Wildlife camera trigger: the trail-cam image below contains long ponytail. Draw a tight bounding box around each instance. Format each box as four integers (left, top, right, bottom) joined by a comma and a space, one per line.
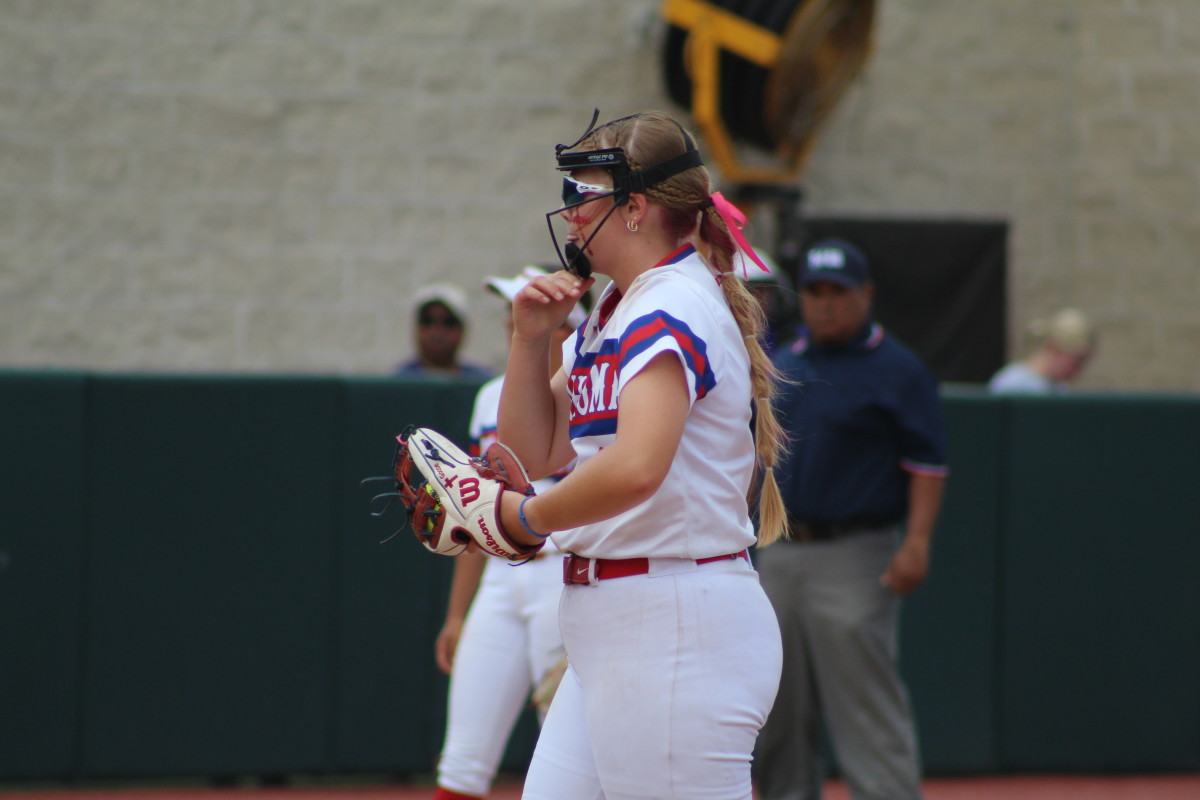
699, 209, 790, 546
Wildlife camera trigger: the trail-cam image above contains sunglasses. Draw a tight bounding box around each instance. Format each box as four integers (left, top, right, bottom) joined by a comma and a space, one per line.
418, 313, 462, 329
561, 176, 615, 208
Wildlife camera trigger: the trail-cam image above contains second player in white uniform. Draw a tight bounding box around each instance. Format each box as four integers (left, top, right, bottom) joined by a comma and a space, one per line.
489, 110, 791, 800
431, 268, 589, 800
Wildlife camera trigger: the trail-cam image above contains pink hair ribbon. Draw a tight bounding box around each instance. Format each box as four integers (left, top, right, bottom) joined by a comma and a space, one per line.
709, 191, 769, 277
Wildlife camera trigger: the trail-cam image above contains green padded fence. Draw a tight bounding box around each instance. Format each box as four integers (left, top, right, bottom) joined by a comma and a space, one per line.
0, 372, 88, 777
79, 375, 344, 777
997, 396, 1200, 771
1, 372, 1197, 780
332, 378, 474, 774
899, 394, 1005, 773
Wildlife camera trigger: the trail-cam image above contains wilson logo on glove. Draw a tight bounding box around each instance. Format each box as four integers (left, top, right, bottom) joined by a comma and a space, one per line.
459, 477, 481, 504
363, 425, 542, 563
477, 517, 505, 558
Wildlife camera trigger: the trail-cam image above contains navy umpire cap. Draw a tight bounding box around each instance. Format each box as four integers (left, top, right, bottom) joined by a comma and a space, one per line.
798, 238, 871, 288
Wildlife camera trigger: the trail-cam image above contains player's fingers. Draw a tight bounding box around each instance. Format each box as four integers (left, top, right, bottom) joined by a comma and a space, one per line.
434, 637, 454, 674
524, 271, 588, 303
516, 280, 555, 305
881, 567, 921, 595
881, 561, 904, 590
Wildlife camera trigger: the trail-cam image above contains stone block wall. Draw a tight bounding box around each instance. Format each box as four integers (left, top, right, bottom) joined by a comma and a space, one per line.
0, 0, 1197, 388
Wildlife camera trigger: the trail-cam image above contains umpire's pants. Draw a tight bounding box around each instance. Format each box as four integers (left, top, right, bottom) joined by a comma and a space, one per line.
752, 527, 923, 800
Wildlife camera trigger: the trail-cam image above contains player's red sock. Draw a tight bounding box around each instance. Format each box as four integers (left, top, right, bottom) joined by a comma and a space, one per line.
432, 787, 482, 800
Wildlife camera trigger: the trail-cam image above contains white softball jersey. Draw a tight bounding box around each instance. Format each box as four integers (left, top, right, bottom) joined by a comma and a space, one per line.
555, 244, 758, 560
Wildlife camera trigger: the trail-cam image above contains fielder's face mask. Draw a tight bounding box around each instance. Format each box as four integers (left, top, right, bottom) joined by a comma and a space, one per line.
545, 110, 704, 279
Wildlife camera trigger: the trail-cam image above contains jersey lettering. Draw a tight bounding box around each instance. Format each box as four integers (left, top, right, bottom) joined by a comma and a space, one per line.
589, 362, 613, 413
568, 349, 621, 438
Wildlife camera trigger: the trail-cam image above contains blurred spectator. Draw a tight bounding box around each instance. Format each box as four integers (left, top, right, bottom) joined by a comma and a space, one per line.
394, 283, 494, 380
988, 308, 1096, 394
741, 247, 800, 355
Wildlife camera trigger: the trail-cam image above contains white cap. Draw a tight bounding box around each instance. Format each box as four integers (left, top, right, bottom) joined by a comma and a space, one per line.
485, 266, 546, 303
739, 247, 793, 292
485, 266, 590, 330
412, 283, 469, 323
1030, 308, 1096, 356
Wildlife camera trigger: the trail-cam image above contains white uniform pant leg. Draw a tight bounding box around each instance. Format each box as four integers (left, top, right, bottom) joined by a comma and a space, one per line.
437, 562, 539, 796
525, 559, 782, 800
757, 530, 923, 800
522, 555, 570, 724
522, 664, 604, 800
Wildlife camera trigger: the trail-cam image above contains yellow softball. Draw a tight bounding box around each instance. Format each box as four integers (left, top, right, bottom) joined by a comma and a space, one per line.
423, 484, 441, 532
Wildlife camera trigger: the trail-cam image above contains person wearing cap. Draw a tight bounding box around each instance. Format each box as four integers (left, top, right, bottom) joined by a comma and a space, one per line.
428, 266, 591, 800
742, 247, 800, 356
394, 283, 495, 380
988, 308, 1097, 394
753, 238, 948, 800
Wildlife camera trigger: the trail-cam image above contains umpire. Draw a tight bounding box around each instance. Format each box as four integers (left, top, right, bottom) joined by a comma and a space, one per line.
753, 238, 947, 800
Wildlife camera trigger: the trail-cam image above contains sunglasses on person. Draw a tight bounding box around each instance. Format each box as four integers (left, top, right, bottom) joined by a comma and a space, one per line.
560, 175, 616, 209
418, 311, 463, 329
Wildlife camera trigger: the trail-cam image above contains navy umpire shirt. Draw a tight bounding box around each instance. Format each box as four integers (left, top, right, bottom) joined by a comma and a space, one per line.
772, 321, 948, 526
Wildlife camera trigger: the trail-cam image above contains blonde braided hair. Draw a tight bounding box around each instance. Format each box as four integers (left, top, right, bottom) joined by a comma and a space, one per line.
579, 111, 790, 546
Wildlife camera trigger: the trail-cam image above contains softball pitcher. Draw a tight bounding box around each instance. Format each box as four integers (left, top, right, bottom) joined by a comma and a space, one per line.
491, 111, 789, 800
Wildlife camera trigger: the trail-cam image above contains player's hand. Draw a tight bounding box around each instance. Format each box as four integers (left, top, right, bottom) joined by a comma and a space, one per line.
435, 617, 465, 674
881, 539, 929, 595
512, 271, 593, 343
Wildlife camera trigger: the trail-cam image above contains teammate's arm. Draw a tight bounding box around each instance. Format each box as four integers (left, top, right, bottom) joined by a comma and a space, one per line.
434, 550, 487, 674
499, 271, 590, 477
500, 352, 689, 542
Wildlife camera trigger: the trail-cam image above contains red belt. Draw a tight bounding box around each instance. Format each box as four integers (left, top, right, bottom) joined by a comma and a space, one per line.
563, 550, 749, 585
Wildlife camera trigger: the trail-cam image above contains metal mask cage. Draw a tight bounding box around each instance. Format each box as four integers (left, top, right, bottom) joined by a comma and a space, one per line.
546, 110, 708, 278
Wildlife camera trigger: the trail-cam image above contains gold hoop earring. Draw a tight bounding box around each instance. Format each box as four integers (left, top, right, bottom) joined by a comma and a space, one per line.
626, 218, 639, 233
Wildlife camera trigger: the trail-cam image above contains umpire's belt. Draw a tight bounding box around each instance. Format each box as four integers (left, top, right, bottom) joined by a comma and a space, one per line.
563, 551, 749, 586
788, 517, 899, 542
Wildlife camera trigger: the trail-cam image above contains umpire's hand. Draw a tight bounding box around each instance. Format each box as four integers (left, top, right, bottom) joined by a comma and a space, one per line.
881, 539, 929, 595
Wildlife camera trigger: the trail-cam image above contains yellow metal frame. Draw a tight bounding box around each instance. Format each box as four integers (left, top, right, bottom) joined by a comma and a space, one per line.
661, 0, 797, 184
